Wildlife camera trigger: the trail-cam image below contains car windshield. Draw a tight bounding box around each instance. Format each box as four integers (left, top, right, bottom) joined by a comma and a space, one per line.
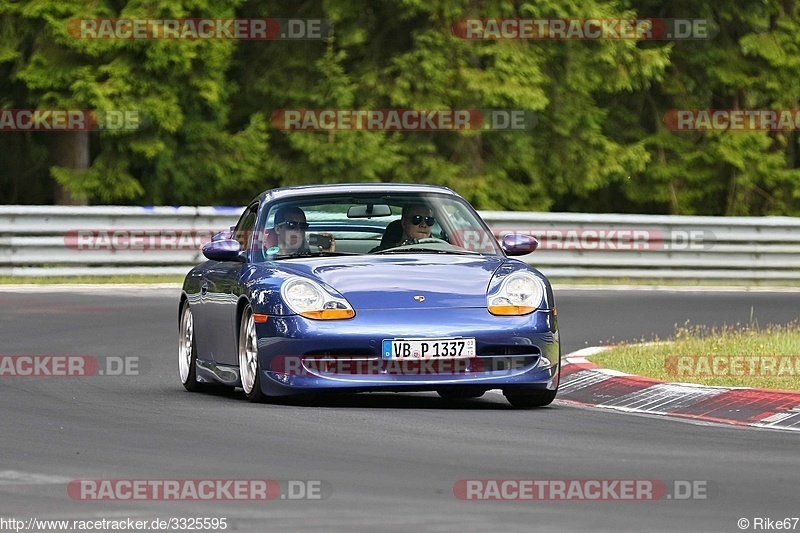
252, 191, 503, 261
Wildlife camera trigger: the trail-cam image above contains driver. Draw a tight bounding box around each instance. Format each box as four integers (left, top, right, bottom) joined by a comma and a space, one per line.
398, 204, 434, 244
273, 206, 335, 255
368, 203, 439, 253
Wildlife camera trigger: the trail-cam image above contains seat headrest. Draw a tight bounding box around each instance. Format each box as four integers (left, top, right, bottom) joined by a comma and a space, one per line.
380, 219, 404, 247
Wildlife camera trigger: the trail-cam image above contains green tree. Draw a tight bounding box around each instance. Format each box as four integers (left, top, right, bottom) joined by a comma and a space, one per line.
628, 0, 800, 215
232, 0, 670, 210
0, 0, 268, 204
1, 0, 799, 215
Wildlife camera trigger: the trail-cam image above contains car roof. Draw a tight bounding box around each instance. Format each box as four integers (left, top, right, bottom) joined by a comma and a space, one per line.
256, 183, 459, 204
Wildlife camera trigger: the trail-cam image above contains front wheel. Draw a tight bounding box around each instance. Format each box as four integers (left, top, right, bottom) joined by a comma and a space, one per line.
239, 304, 266, 402
504, 389, 557, 408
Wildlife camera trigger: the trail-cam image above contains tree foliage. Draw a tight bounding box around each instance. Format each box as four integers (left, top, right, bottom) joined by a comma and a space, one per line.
0, 0, 798, 215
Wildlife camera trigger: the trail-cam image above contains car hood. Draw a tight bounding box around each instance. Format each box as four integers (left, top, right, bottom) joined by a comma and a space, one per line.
276, 254, 506, 310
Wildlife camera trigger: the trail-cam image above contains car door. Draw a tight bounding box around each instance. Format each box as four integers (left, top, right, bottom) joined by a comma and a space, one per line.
200, 202, 258, 366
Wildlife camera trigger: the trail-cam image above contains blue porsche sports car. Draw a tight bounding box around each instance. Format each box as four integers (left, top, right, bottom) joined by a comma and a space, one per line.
178, 183, 560, 407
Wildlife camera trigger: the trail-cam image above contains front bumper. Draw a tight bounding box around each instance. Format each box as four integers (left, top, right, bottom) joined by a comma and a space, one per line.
254, 307, 560, 396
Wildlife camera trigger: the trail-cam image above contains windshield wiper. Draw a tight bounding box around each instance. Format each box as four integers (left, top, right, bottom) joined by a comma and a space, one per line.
374, 247, 481, 255
273, 251, 356, 259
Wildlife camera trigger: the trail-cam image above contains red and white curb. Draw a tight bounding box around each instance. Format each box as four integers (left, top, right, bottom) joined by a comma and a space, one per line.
558, 347, 800, 431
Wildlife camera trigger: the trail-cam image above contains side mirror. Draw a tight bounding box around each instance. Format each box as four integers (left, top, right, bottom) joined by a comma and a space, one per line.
202, 239, 246, 262
501, 234, 538, 256
211, 226, 236, 242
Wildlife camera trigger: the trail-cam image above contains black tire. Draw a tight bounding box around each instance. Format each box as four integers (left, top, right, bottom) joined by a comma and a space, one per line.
239, 304, 266, 402
179, 302, 202, 392
436, 388, 485, 399
504, 389, 557, 408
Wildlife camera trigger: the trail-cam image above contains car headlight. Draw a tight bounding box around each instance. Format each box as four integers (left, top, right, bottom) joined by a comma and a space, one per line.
280, 277, 355, 320
487, 272, 546, 316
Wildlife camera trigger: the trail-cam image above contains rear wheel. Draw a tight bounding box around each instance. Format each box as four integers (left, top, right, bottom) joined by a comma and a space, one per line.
178, 302, 201, 392
504, 389, 557, 408
239, 304, 266, 402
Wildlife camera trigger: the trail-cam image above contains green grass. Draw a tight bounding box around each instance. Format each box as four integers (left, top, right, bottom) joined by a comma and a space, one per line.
589, 321, 800, 391
0, 275, 184, 285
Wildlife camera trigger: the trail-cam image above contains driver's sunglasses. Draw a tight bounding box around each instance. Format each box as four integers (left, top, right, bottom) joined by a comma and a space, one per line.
410, 215, 435, 226
277, 220, 309, 230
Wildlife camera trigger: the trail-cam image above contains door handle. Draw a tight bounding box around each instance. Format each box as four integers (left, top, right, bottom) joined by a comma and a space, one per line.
200, 281, 208, 296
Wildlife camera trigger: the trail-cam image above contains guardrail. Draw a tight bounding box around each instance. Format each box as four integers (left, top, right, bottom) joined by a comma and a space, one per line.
0, 206, 240, 277
2, 206, 799, 280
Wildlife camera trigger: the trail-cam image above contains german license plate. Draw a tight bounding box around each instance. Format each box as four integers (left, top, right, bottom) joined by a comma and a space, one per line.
382, 338, 476, 360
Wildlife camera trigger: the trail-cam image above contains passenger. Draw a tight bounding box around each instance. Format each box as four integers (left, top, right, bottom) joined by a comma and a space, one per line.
273, 206, 335, 255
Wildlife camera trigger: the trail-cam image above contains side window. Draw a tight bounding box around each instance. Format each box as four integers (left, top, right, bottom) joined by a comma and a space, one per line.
232, 203, 259, 249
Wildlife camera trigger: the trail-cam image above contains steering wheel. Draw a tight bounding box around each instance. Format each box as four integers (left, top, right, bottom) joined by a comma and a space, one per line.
396, 237, 452, 248
414, 237, 450, 245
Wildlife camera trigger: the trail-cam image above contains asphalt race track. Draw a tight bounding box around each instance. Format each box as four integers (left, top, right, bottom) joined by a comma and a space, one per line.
0, 287, 798, 532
